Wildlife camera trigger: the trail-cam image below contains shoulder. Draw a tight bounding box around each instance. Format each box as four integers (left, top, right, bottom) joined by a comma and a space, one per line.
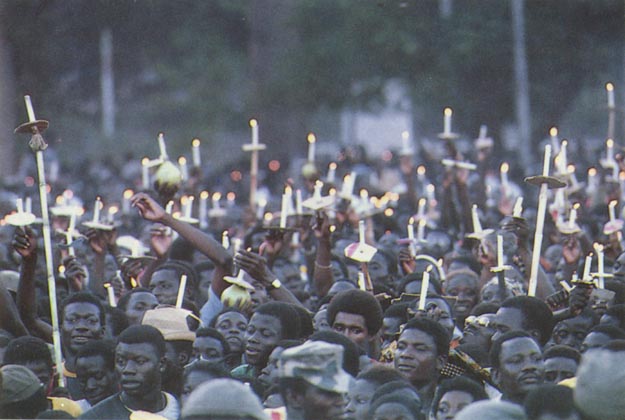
79, 393, 129, 420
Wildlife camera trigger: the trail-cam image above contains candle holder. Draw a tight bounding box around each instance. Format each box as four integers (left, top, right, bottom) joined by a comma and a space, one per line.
474, 125, 494, 149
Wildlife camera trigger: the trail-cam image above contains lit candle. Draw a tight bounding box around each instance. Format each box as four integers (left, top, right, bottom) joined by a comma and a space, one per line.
426, 184, 435, 202
408, 217, 416, 257
16, 198, 24, 214
609, 200, 617, 222
307, 133, 316, 162
184, 196, 194, 219
199, 191, 209, 229
471, 204, 481, 233
176, 274, 187, 309
222, 231, 230, 250
358, 272, 366, 291
607, 82, 615, 108
280, 193, 288, 228
296, 189, 303, 215
607, 138, 615, 162
313, 181, 323, 199
542, 144, 552, 177
341, 173, 356, 197
443, 107, 452, 134
500, 162, 510, 192
417, 218, 426, 241
569, 204, 578, 228
93, 198, 102, 223
227, 192, 236, 208
165, 201, 173, 215
358, 220, 365, 244
401, 131, 411, 153
418, 270, 430, 310
192, 138, 201, 167
25, 197, 32, 214
417, 165, 426, 183
107, 206, 118, 223
513, 197, 524, 218
67, 212, 76, 256
104, 283, 117, 307
588, 167, 598, 189
568, 165, 580, 189
157, 132, 168, 160
178, 157, 188, 181
256, 198, 267, 220
497, 234, 504, 267
417, 198, 426, 220
250, 119, 259, 146
595, 243, 605, 289
212, 192, 222, 209
557, 140, 568, 173
141, 157, 150, 189
327, 162, 337, 183
122, 189, 133, 214
549, 127, 559, 155
583, 254, 593, 280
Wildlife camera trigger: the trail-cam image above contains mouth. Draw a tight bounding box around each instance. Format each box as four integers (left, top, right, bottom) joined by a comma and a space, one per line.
121, 380, 142, 391
246, 346, 260, 357
72, 336, 91, 344
519, 375, 540, 384
395, 363, 415, 372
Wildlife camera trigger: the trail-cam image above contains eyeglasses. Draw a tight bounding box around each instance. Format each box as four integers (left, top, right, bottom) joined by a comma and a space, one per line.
464, 315, 491, 329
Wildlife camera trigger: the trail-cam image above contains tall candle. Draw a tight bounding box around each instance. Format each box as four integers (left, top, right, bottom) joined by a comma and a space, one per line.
176, 275, 187, 309
199, 191, 209, 229
358, 272, 366, 291
607, 82, 615, 108
222, 231, 230, 250
418, 271, 430, 310
426, 184, 435, 202
250, 119, 259, 146
359, 220, 365, 244
327, 162, 337, 183
549, 127, 559, 155
471, 204, 481, 233
178, 157, 188, 181
105, 283, 117, 307
157, 132, 168, 159
609, 200, 617, 222
607, 138, 615, 162
542, 144, 552, 177
500, 162, 510, 192
212, 192, 221, 209
417, 165, 426, 183
417, 198, 426, 220
307, 133, 316, 162
122, 189, 133, 214
141, 158, 150, 189
93, 198, 101, 223
408, 217, 416, 256
588, 167, 598, 189
443, 107, 452, 134
296, 189, 303, 215
192, 138, 201, 167
596, 243, 605, 289
24, 95, 36, 121
417, 219, 426, 241
280, 193, 288, 228
401, 131, 410, 152
16, 198, 24, 214
25, 197, 32, 214
513, 197, 524, 218
569, 204, 578, 228
227, 192, 235, 208
583, 254, 592, 280
497, 234, 504, 266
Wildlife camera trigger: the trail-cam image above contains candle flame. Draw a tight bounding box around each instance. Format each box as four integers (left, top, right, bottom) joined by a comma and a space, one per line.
444, 107, 452, 116
141, 157, 150, 166
96, 197, 103, 210
607, 138, 614, 148
561, 140, 568, 147
58, 265, 66, 275
284, 185, 292, 195
607, 82, 614, 92
419, 198, 427, 207
178, 156, 187, 165
427, 184, 435, 193
549, 127, 558, 137
180, 195, 189, 205
573, 202, 581, 210
249, 119, 258, 127
567, 164, 575, 174
360, 189, 368, 199
200, 191, 209, 199
329, 188, 336, 196
108, 205, 119, 215
409, 217, 414, 225
401, 131, 409, 140
264, 212, 273, 222
420, 219, 427, 227
158, 132, 164, 140
212, 192, 222, 201
417, 165, 426, 176
620, 171, 625, 181
307, 133, 316, 144
192, 138, 201, 147
56, 195, 64, 205
384, 208, 394, 217
329, 225, 336, 233
329, 162, 337, 170
610, 200, 618, 208
227, 192, 236, 201
123, 189, 134, 199
588, 167, 597, 176
500, 162, 509, 173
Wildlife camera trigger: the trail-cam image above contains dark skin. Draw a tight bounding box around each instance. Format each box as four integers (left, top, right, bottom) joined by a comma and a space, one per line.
85, 227, 120, 299
312, 210, 335, 297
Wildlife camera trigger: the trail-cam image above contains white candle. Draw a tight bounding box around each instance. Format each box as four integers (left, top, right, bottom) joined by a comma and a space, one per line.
417, 219, 426, 242
25, 197, 32, 214
549, 127, 559, 155
199, 191, 209, 229
183, 196, 193, 219
227, 192, 236, 208
609, 200, 617, 222
443, 107, 452, 134
178, 157, 188, 181
222, 231, 230, 250
569, 205, 578, 228
500, 162, 510, 191
497, 234, 504, 266
250, 119, 259, 146
583, 254, 592, 280
93, 198, 101, 223
105, 284, 117, 307
16, 198, 24, 214
212, 192, 221, 209
122, 189, 133, 214
401, 131, 410, 152
417, 166, 426, 183
327, 162, 337, 183
513, 197, 524, 218
542, 144, 552, 177
607, 138, 615, 162
471, 204, 481, 233
596, 243, 605, 289
176, 274, 187, 309
141, 158, 150, 189
313, 181, 323, 199
418, 271, 430, 310
607, 82, 615, 108
165, 201, 173, 214
417, 198, 426, 220
341, 173, 356, 197
588, 167, 598, 189
157, 132, 168, 159
280, 193, 288, 229
408, 217, 416, 256
559, 140, 568, 173
24, 95, 36, 121
307, 133, 316, 162
426, 184, 435, 202
192, 138, 201, 167
358, 220, 365, 244
296, 189, 303, 215
358, 272, 366, 291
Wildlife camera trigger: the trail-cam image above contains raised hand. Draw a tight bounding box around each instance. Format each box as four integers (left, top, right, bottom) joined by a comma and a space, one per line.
86, 227, 117, 255
234, 249, 274, 287
12, 226, 37, 259
131, 192, 167, 222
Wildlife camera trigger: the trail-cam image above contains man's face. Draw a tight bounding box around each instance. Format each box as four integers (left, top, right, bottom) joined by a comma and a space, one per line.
445, 276, 478, 320
76, 355, 117, 405
421, 297, 455, 336
181, 370, 219, 407
258, 346, 285, 389
345, 379, 377, 420
125, 292, 158, 326
551, 317, 592, 350
494, 337, 544, 400
480, 283, 511, 306
314, 310, 331, 332
62, 302, 103, 353
381, 316, 403, 348
249, 280, 269, 311
461, 314, 496, 351
544, 356, 578, 384
300, 383, 346, 420
580, 332, 611, 353
23, 360, 52, 389
115, 342, 163, 397
215, 311, 248, 354
244, 313, 282, 368
193, 336, 224, 364
394, 328, 442, 387
149, 269, 179, 305
491, 307, 525, 343
332, 312, 370, 348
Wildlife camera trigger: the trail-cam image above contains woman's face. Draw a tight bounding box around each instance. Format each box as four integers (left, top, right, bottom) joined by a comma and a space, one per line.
435, 390, 475, 420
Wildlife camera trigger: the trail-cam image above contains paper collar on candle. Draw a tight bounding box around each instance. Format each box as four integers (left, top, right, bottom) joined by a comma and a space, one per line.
50, 204, 83, 217
82, 220, 116, 231
474, 126, 494, 149
6, 211, 36, 226
437, 131, 459, 140
302, 195, 335, 211
603, 219, 624, 235
174, 214, 199, 224
524, 175, 567, 189
223, 272, 255, 290
344, 241, 378, 263
557, 220, 582, 235
441, 159, 477, 171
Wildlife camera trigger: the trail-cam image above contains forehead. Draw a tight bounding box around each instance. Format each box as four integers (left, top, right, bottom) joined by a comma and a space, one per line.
373, 401, 413, 419
350, 379, 377, 395
76, 354, 107, 369
544, 356, 578, 371
424, 298, 451, 314
440, 390, 475, 404
150, 269, 178, 283
128, 292, 158, 305
64, 302, 100, 317
194, 336, 223, 349
217, 312, 247, 324
500, 337, 541, 358
116, 341, 159, 358
398, 328, 436, 346
496, 307, 524, 328
250, 313, 282, 330
334, 312, 367, 328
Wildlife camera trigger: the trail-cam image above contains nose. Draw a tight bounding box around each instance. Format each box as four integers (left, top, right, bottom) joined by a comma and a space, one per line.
86, 377, 98, 390
345, 397, 355, 414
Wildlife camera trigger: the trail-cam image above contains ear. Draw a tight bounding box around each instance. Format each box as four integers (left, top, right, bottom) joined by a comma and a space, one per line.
178, 351, 190, 366
159, 356, 167, 373
436, 354, 448, 371
491, 367, 500, 386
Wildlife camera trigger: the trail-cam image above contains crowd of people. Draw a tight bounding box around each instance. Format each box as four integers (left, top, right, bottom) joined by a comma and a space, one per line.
1, 119, 625, 420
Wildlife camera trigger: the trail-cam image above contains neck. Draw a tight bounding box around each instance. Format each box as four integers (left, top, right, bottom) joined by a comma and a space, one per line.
415, 381, 437, 412
63, 348, 77, 371
121, 389, 165, 412
502, 392, 526, 405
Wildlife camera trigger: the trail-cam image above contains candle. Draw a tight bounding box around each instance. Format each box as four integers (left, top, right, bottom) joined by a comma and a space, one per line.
327, 162, 337, 183
107, 206, 118, 223
105, 283, 117, 307
418, 270, 430, 310
358, 272, 366, 291
199, 191, 209, 229
93, 198, 102, 223
443, 107, 452, 134
513, 197, 524, 218
568, 165, 580, 189
426, 184, 435, 202
583, 254, 592, 280
280, 193, 288, 229
192, 138, 201, 167
408, 217, 416, 256
497, 234, 504, 266
165, 201, 173, 215
607, 82, 615, 108
67, 212, 76, 257
227, 192, 236, 208
232, 238, 242, 256
417, 218, 426, 242
609, 200, 618, 222
16, 198, 24, 214
178, 157, 188, 181
313, 181, 323, 199
417, 165, 426, 183
307, 133, 316, 162
607, 138, 615, 162
250, 119, 259, 146
212, 192, 222, 209
549, 127, 559, 155
176, 274, 187, 309
256, 198, 267, 220
588, 167, 598, 189
25, 197, 32, 214
569, 204, 578, 228
542, 144, 552, 177
222, 231, 230, 250
184, 196, 194, 219
401, 131, 410, 153
296, 189, 303, 215
122, 189, 133, 214
157, 132, 168, 160
141, 157, 150, 189
557, 140, 568, 174
24, 95, 36, 121
500, 162, 510, 192
596, 243, 605, 289
471, 204, 481, 233
358, 220, 365, 244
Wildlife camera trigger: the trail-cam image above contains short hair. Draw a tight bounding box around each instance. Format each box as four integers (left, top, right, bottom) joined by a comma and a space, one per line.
152, 259, 199, 293
543, 345, 581, 364
105, 306, 129, 337
357, 364, 405, 385
489, 330, 535, 368
401, 318, 450, 358
195, 327, 230, 355
327, 290, 383, 335
588, 324, 625, 340
209, 307, 248, 328
309, 330, 361, 377
370, 380, 419, 407
383, 303, 410, 323
3, 336, 52, 369
500, 296, 553, 345
117, 324, 166, 357
290, 304, 314, 339
183, 359, 230, 381
61, 292, 105, 325
431, 376, 488, 415
255, 302, 301, 339
116, 287, 153, 311
523, 384, 576, 419
75, 339, 116, 370
397, 272, 443, 295
368, 394, 422, 420
470, 302, 500, 316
